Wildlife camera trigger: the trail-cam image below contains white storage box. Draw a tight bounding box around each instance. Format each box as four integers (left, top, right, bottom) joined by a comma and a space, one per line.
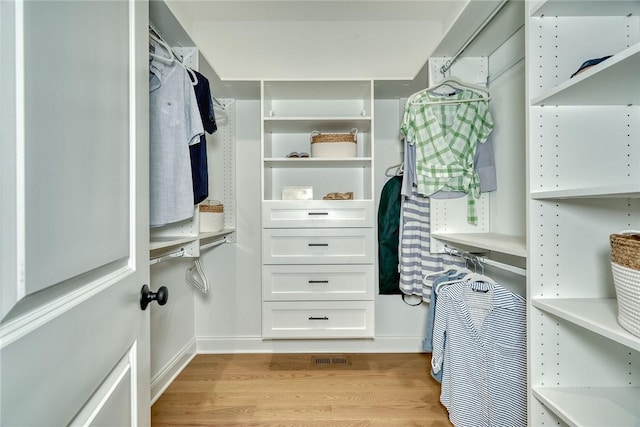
310, 128, 357, 158
199, 200, 224, 232
282, 186, 313, 200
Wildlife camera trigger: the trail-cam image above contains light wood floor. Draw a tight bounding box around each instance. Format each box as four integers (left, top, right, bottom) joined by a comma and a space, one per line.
152, 353, 452, 427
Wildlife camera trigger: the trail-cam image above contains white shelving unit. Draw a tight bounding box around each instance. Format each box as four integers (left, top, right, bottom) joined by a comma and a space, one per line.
532, 387, 640, 427
262, 80, 373, 202
526, 1, 640, 425
261, 80, 375, 339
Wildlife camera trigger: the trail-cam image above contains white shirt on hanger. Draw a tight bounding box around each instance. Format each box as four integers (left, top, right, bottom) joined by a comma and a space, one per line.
149, 43, 204, 227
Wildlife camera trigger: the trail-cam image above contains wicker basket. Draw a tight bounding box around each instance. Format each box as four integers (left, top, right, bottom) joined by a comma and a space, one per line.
610, 231, 640, 337
310, 128, 357, 158
199, 200, 224, 232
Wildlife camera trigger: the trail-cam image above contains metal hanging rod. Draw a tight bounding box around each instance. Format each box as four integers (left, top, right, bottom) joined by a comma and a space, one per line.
444, 245, 526, 277
477, 256, 526, 277
440, 0, 511, 76
200, 237, 228, 252
150, 248, 185, 266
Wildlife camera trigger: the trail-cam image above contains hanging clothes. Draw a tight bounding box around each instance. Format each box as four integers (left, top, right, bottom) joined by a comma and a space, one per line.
398, 190, 463, 300
189, 69, 217, 205
430, 136, 497, 198
431, 280, 527, 427
149, 40, 204, 227
378, 175, 403, 294
401, 89, 494, 224
401, 136, 497, 198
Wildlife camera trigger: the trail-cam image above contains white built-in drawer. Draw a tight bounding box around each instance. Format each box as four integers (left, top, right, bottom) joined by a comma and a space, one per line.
262, 301, 375, 339
262, 228, 374, 264
262, 200, 373, 228
263, 264, 375, 301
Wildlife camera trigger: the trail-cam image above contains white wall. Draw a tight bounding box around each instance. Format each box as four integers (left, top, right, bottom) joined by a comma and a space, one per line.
373, 99, 432, 345
150, 258, 196, 402
194, 99, 264, 351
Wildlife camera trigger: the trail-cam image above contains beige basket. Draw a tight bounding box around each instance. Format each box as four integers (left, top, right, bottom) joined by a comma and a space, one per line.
610, 231, 640, 337
199, 200, 224, 232
310, 128, 357, 158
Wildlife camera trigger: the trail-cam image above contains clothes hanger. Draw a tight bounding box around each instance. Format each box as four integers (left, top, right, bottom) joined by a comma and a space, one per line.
149, 32, 174, 64
211, 95, 227, 110
149, 26, 198, 86
185, 67, 198, 86
435, 271, 472, 294
432, 76, 489, 96
429, 250, 475, 294
457, 252, 497, 286
384, 162, 404, 177
186, 259, 209, 293
410, 75, 490, 106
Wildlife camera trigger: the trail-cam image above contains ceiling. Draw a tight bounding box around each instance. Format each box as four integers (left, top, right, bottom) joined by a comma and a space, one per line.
163, 0, 471, 81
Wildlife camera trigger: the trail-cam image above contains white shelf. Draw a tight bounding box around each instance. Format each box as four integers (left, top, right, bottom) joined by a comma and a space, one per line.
531, 0, 640, 18
531, 43, 640, 106
149, 236, 197, 251
531, 185, 640, 200
264, 157, 372, 168
532, 386, 640, 427
432, 233, 526, 258
532, 298, 640, 352
263, 117, 371, 133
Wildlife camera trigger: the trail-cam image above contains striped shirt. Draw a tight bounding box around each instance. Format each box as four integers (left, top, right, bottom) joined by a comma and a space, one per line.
432, 280, 526, 427
399, 191, 463, 300
401, 89, 493, 224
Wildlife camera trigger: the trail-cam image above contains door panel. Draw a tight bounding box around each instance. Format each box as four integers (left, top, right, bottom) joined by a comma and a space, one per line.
69, 342, 136, 426
0, 0, 150, 425
24, 0, 131, 295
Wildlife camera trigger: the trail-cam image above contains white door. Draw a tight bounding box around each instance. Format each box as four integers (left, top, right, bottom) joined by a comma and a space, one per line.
1, 1, 151, 425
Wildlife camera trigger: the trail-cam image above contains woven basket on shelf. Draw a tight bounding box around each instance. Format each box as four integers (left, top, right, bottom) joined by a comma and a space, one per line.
610, 231, 640, 337
199, 202, 223, 213
199, 200, 224, 232
310, 128, 357, 158
311, 132, 357, 144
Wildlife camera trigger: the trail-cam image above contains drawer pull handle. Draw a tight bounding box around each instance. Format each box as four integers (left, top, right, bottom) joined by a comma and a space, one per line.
308, 243, 329, 247
308, 212, 329, 216
308, 280, 329, 284
309, 316, 329, 320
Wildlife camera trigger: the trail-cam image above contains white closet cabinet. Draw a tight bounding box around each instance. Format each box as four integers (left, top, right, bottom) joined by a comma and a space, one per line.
526, 1, 640, 425
261, 80, 375, 339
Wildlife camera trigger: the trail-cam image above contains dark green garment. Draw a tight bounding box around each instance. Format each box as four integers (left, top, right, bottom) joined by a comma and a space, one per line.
378, 175, 403, 294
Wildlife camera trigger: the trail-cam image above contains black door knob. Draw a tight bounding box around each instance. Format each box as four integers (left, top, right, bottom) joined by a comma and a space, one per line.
140, 284, 169, 310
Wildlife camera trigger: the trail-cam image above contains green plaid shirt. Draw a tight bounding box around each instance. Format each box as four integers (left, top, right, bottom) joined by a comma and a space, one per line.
401, 89, 493, 224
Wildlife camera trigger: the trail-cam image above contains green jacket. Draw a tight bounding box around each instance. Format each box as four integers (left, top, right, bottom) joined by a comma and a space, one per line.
378, 176, 403, 294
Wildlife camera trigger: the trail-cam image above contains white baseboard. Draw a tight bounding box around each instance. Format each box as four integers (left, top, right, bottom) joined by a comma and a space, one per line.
150, 338, 197, 405
196, 335, 424, 354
